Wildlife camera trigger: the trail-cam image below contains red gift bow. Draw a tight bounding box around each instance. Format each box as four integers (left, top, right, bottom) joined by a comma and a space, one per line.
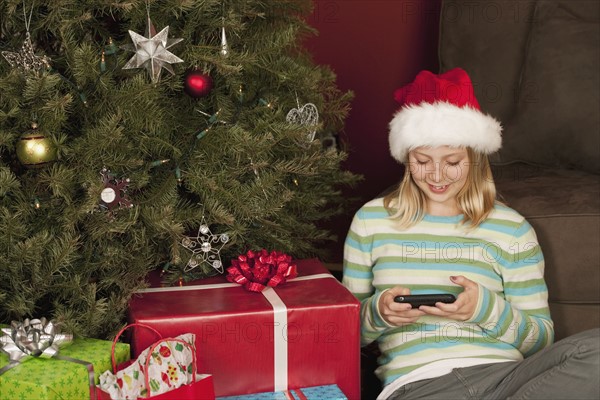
226, 249, 298, 292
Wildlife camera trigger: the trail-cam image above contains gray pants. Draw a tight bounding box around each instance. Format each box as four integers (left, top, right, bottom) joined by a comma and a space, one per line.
388, 328, 600, 400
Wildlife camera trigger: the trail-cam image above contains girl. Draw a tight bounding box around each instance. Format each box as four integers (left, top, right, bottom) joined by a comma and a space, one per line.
343, 68, 599, 400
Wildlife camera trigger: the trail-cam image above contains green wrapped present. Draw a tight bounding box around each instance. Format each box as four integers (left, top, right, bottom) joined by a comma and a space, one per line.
0, 337, 130, 400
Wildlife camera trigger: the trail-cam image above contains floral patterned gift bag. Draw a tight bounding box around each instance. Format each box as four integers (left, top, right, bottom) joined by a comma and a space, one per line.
97, 324, 214, 399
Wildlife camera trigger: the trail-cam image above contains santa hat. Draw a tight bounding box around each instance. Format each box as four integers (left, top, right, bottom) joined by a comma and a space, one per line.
388, 68, 502, 163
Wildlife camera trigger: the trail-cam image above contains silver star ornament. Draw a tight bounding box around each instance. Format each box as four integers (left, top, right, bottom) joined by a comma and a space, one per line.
2, 32, 50, 74
122, 16, 183, 83
181, 217, 229, 274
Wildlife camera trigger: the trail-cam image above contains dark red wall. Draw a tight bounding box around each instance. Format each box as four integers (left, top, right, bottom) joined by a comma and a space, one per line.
304, 0, 442, 262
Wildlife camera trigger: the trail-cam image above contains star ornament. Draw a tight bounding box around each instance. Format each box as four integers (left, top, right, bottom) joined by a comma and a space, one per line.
181, 218, 230, 274
122, 16, 183, 83
1, 33, 50, 74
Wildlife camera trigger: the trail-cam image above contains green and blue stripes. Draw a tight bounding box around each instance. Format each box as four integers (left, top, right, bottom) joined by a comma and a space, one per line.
342, 199, 554, 386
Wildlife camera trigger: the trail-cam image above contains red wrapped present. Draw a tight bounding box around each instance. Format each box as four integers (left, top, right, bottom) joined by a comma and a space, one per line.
128, 259, 360, 399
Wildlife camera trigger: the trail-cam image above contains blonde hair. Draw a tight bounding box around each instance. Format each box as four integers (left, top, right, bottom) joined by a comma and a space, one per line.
383, 148, 496, 229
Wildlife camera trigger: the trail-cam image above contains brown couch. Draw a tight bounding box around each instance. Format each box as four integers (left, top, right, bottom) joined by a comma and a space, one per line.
438, 0, 599, 340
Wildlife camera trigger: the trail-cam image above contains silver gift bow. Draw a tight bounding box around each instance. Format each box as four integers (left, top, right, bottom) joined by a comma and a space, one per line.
0, 317, 73, 363
0, 318, 98, 399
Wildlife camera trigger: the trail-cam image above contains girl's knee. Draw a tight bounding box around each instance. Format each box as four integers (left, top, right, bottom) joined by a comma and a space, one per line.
567, 328, 600, 357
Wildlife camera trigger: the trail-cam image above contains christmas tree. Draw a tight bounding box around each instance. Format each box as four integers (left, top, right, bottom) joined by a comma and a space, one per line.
0, 0, 359, 339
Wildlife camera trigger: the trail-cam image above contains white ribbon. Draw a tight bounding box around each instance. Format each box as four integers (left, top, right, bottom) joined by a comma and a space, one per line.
260, 287, 288, 391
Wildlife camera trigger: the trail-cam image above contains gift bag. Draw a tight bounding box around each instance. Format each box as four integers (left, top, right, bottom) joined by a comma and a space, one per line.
96, 323, 215, 400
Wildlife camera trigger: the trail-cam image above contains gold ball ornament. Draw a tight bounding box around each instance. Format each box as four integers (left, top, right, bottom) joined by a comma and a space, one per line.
16, 123, 57, 168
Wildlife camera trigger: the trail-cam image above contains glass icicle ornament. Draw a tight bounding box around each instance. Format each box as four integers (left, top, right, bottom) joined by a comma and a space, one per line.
220, 25, 229, 57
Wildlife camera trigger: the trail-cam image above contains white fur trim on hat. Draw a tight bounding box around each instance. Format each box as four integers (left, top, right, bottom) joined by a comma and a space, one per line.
389, 101, 502, 163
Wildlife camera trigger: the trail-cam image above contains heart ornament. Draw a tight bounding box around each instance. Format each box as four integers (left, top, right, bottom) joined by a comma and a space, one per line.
286, 102, 319, 145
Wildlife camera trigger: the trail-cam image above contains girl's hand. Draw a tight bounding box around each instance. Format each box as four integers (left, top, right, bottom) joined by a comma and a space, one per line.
419, 275, 479, 321
379, 286, 426, 326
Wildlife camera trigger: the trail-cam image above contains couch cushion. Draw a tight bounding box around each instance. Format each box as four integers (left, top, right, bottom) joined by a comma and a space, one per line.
493, 163, 600, 304
500, 1, 600, 173
549, 304, 600, 341
439, 0, 600, 172
494, 163, 600, 340
438, 0, 536, 124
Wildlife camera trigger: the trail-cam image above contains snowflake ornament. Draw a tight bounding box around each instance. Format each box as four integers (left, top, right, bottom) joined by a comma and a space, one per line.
99, 167, 133, 211
181, 218, 229, 274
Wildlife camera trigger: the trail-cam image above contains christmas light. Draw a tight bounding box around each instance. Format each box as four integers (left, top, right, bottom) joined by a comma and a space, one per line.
100, 51, 106, 72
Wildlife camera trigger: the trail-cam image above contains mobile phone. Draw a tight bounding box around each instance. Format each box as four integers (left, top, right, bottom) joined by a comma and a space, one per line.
393, 294, 456, 308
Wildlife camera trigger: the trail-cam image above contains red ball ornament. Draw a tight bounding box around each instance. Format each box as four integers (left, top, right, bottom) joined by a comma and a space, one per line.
183, 69, 213, 98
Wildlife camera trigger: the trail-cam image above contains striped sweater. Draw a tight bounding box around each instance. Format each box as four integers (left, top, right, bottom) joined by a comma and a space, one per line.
342, 198, 554, 387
